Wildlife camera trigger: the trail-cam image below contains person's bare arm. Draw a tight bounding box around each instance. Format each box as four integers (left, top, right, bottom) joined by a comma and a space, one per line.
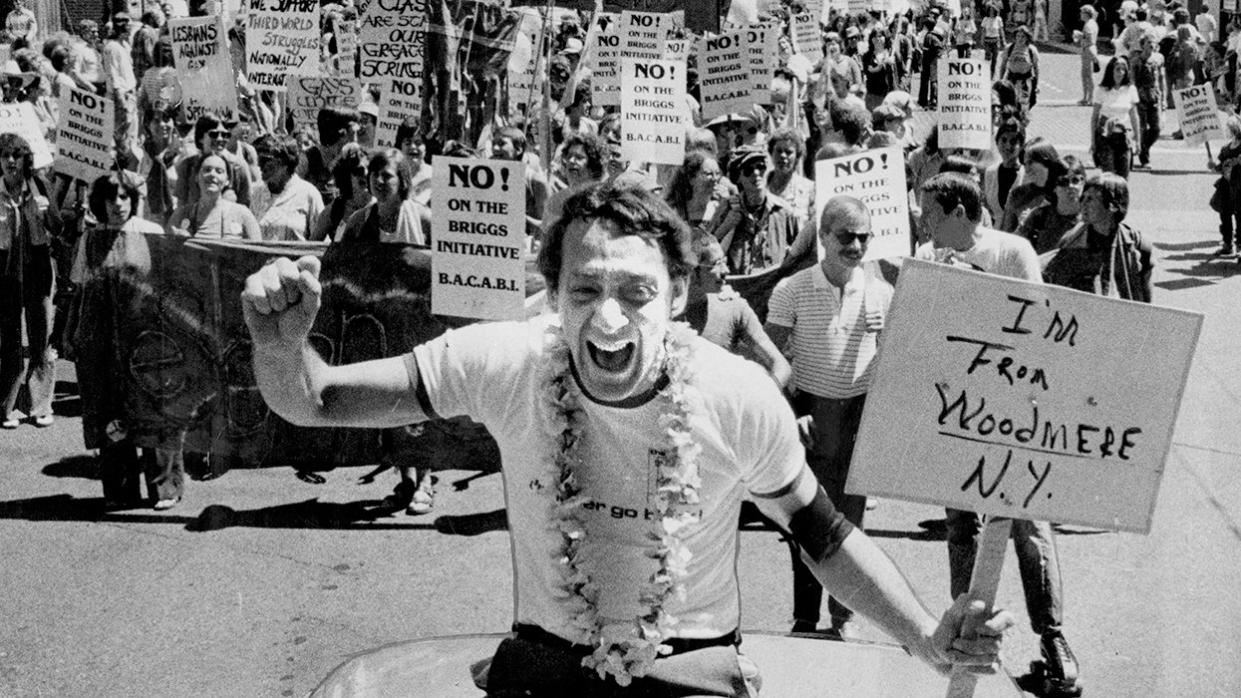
739, 315, 792, 390
242, 256, 430, 428
752, 468, 1013, 672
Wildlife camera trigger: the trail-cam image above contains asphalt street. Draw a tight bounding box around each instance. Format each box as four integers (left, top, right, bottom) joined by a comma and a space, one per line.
1, 50, 1239, 697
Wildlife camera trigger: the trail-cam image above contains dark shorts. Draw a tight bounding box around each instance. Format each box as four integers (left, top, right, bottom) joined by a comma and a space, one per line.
478, 625, 760, 697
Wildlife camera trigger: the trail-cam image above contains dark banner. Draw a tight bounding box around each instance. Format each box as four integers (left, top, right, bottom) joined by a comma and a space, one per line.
71, 235, 545, 474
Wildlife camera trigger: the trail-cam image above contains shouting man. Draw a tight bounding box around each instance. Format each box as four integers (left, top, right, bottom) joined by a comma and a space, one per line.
243, 181, 1011, 695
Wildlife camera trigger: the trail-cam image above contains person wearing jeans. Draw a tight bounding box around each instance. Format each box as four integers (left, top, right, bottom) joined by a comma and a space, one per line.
1091, 56, 1141, 179
1131, 33, 1164, 169
0, 133, 60, 429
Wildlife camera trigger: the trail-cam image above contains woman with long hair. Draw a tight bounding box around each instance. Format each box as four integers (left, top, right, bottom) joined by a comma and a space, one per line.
861, 29, 898, 112
999, 138, 1060, 232
1016, 155, 1084, 254
1091, 55, 1140, 179
664, 150, 726, 232
168, 154, 261, 239
328, 148, 433, 514
336, 148, 431, 244
0, 133, 61, 429
310, 143, 370, 242
1000, 26, 1041, 111
981, 2, 1006, 74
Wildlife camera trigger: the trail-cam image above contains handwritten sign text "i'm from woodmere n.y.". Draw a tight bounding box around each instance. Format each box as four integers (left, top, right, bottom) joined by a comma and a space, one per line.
847, 260, 1201, 533
430, 157, 526, 321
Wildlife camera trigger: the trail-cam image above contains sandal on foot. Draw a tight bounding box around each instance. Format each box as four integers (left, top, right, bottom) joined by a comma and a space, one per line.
154, 496, 181, 510
406, 485, 435, 515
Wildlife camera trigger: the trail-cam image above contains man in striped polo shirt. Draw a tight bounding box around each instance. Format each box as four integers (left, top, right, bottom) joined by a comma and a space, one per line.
765, 196, 896, 638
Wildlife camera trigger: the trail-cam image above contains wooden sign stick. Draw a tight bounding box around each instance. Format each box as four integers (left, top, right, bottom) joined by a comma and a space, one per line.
945, 516, 1012, 698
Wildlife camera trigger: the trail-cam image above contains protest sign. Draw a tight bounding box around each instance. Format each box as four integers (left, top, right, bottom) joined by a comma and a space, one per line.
287, 77, 363, 130
619, 58, 687, 165
937, 56, 991, 150
0, 102, 51, 169
507, 9, 547, 115
168, 15, 238, 122
814, 147, 909, 261
245, 0, 321, 90
697, 29, 753, 121
847, 259, 1202, 533
590, 13, 621, 107
72, 236, 544, 473
1173, 85, 1225, 146
745, 23, 777, 105
374, 77, 422, 148
620, 10, 671, 61
791, 13, 823, 64
55, 86, 115, 183
359, 0, 427, 95
430, 157, 527, 320
665, 37, 693, 61
335, 18, 358, 76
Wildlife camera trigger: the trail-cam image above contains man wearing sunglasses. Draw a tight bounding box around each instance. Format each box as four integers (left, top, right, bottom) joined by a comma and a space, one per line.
764, 196, 896, 639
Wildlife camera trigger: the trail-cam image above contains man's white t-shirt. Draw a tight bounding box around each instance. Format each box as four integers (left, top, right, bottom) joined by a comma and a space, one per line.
410, 317, 805, 641
915, 226, 1042, 282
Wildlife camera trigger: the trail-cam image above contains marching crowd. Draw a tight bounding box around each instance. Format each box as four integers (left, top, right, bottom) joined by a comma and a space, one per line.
0, 0, 1227, 693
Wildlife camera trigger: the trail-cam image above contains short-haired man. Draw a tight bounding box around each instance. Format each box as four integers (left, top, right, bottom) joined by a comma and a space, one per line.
243, 181, 1011, 695
102, 12, 139, 144
915, 172, 1081, 694
764, 196, 896, 638
1131, 31, 1164, 170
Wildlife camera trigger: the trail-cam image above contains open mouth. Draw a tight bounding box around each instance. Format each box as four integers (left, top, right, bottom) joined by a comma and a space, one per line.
587, 340, 635, 373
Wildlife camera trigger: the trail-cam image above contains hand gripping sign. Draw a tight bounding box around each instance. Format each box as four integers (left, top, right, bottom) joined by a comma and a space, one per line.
430, 157, 527, 320
847, 260, 1202, 695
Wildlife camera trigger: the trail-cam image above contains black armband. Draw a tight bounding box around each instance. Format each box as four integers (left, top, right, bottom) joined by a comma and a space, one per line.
788, 486, 856, 564
403, 353, 440, 420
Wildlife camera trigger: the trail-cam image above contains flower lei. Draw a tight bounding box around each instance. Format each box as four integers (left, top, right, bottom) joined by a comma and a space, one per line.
541, 321, 702, 686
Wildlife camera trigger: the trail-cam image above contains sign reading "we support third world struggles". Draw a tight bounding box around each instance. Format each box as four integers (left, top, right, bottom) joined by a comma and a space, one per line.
245, 0, 321, 90
430, 157, 526, 320
848, 260, 1202, 534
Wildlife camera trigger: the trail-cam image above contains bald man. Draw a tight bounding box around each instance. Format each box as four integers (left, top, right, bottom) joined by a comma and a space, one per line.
764, 196, 897, 639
